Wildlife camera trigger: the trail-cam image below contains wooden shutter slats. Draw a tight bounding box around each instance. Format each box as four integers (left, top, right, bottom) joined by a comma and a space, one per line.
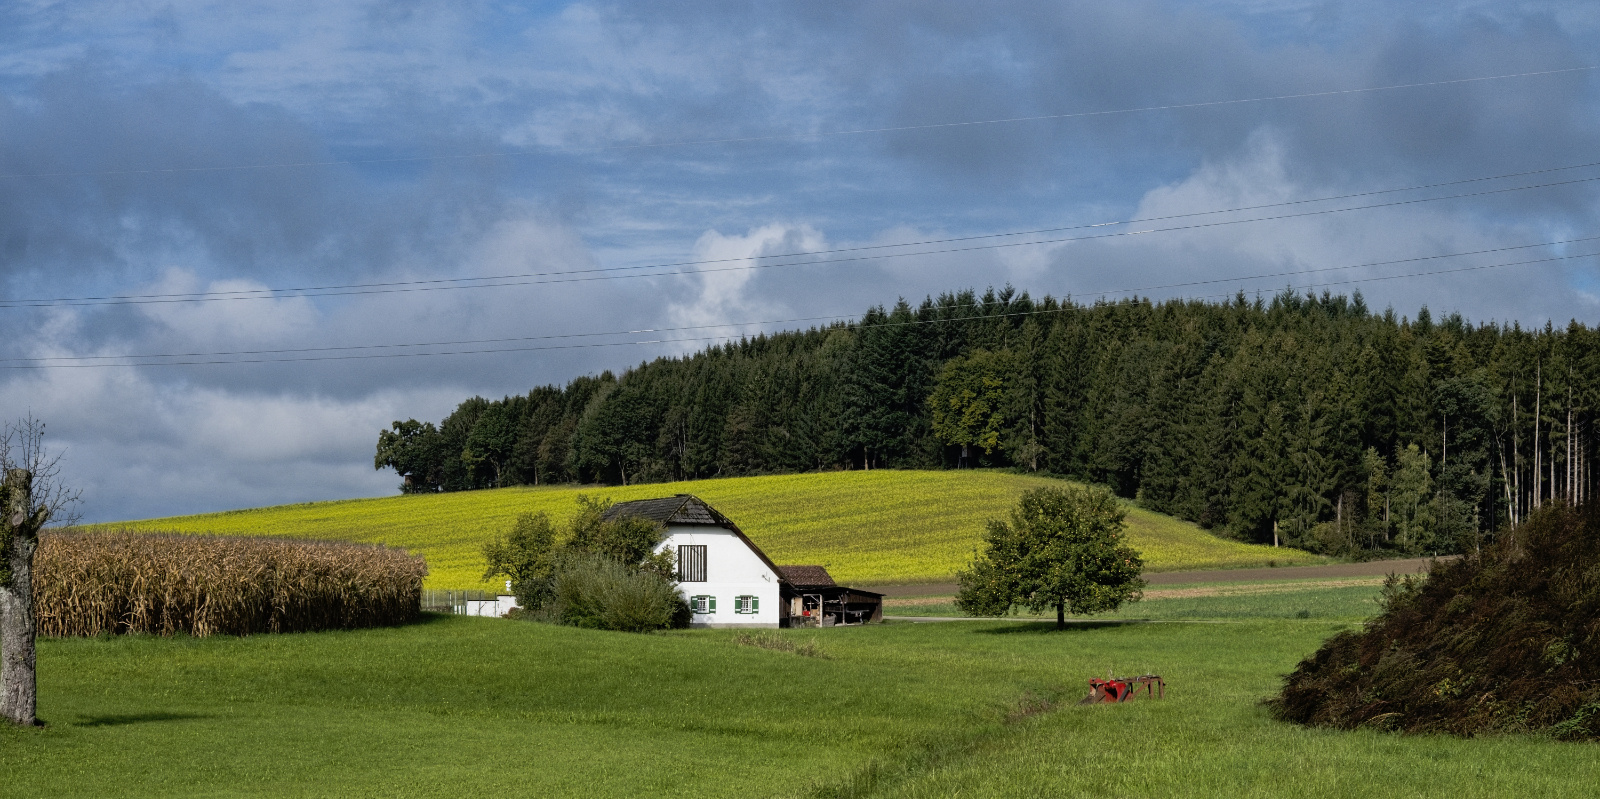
677, 545, 707, 582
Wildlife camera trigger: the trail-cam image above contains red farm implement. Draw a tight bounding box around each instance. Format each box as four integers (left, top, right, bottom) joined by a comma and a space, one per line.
1077, 674, 1165, 705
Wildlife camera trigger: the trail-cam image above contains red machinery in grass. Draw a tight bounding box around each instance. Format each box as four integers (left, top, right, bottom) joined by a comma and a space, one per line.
1078, 674, 1165, 705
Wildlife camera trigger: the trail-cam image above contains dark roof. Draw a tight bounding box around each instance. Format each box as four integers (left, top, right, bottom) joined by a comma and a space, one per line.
601, 494, 721, 526
778, 565, 835, 588
604, 494, 788, 582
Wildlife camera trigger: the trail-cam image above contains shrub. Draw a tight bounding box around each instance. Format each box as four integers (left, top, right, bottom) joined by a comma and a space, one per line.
483, 496, 685, 632
483, 496, 676, 611
536, 552, 690, 633
1268, 503, 1600, 740
35, 529, 427, 637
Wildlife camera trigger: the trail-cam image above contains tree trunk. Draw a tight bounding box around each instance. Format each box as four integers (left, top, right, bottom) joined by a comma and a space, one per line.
1056, 601, 1065, 630
0, 533, 38, 726
1, 468, 42, 727
1512, 391, 1521, 524
1535, 361, 1542, 509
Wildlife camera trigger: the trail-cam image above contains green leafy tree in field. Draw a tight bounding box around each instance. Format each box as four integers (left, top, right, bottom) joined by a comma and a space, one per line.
565, 495, 676, 576
956, 485, 1145, 629
481, 512, 560, 604
928, 348, 1013, 464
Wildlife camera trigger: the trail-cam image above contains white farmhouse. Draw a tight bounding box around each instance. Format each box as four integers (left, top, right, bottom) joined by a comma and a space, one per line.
603, 494, 788, 628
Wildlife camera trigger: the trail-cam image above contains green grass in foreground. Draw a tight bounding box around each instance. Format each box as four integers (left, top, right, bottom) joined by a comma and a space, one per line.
5, 613, 1600, 798
886, 580, 1387, 621
102, 470, 1322, 588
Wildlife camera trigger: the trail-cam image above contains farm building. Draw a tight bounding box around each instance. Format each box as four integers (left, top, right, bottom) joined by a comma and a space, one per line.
779, 565, 885, 626
603, 495, 883, 629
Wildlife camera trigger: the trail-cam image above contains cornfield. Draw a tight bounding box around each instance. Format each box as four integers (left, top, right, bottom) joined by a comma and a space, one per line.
34, 529, 428, 637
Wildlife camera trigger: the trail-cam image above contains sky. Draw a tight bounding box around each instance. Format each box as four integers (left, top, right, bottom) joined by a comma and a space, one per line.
2, 0, 1599, 522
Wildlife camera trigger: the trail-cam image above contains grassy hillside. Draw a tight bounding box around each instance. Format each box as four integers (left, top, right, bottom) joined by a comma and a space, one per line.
104, 470, 1324, 589
8, 612, 1600, 797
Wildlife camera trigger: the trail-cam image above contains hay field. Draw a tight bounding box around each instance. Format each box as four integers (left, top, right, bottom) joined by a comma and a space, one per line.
103, 470, 1323, 589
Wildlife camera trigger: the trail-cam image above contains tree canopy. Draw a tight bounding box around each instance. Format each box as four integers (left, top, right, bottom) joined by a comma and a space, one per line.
955, 485, 1145, 629
379, 286, 1600, 558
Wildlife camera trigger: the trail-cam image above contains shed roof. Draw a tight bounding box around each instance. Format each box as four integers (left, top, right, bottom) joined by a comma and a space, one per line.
604, 494, 787, 582
777, 565, 835, 588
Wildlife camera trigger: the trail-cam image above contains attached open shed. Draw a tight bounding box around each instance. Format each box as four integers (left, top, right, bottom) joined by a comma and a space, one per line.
777, 565, 883, 627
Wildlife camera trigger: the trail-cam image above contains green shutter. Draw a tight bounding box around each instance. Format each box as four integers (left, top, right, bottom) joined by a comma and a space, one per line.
752, 596, 759, 613
708, 596, 716, 613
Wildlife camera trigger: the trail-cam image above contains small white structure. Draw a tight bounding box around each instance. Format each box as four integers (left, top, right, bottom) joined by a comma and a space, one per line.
604, 495, 784, 628
463, 595, 520, 618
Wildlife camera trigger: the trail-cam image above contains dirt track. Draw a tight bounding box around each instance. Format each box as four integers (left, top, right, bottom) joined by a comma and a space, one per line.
861, 556, 1450, 598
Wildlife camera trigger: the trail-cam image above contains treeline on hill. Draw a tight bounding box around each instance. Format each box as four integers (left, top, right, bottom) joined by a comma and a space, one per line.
375, 287, 1600, 557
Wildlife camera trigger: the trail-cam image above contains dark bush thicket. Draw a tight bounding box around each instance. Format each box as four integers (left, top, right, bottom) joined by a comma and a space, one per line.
1269, 502, 1600, 739
36, 529, 427, 637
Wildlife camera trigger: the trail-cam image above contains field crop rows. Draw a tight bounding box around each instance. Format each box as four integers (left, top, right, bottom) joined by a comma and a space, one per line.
6, 589, 1599, 798
36, 531, 425, 637
102, 470, 1324, 589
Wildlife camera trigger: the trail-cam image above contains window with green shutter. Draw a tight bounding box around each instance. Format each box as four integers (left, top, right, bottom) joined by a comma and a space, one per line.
690, 595, 716, 614
735, 595, 759, 614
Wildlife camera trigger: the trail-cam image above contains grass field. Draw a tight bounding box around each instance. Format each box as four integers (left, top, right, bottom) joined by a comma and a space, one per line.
101, 470, 1323, 589
6, 594, 1600, 797
885, 578, 1389, 621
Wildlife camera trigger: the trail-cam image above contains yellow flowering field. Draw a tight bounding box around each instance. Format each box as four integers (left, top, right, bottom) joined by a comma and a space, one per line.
100, 470, 1323, 589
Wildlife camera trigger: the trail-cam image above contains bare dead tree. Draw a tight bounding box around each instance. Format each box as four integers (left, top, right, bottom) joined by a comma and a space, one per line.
1, 416, 80, 727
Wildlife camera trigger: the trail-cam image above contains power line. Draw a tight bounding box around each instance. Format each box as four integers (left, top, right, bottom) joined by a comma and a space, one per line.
9, 164, 1600, 310
9, 243, 1593, 369
1, 66, 1590, 180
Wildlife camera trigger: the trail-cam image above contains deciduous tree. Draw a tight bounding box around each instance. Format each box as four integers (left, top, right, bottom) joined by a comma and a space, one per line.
955, 485, 1144, 629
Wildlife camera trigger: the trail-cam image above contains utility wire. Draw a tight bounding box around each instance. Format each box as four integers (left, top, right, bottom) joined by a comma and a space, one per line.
10, 244, 1594, 369
9, 166, 1600, 310
7, 232, 1598, 362
9, 157, 1600, 307
1, 65, 1590, 180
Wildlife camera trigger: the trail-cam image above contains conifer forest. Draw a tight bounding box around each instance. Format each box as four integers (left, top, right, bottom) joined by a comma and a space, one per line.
376, 287, 1599, 557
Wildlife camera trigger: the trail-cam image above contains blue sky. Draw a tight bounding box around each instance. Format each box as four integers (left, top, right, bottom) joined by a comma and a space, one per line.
2, 1, 1598, 521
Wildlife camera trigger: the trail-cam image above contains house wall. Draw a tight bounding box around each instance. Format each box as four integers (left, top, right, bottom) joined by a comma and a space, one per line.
662, 524, 781, 628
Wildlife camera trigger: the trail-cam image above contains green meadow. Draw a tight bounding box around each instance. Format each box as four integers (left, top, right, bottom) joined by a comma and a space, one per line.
885, 578, 1390, 621
101, 470, 1323, 589
7, 587, 1600, 798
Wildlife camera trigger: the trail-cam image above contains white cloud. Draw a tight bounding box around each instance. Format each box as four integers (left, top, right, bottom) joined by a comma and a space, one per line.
135, 268, 319, 343
666, 223, 824, 332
